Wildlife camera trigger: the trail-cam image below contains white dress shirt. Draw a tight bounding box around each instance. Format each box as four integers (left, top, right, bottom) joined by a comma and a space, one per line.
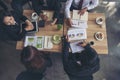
65, 0, 99, 18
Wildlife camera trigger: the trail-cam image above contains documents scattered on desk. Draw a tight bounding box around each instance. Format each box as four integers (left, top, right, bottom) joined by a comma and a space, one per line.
24, 36, 53, 50
67, 28, 87, 41
72, 10, 88, 21
71, 19, 88, 28
70, 41, 84, 53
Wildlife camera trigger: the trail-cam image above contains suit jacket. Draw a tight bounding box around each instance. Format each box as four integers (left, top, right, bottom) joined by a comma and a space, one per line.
0, 11, 27, 41
16, 71, 44, 80
0, 0, 8, 10
62, 37, 100, 77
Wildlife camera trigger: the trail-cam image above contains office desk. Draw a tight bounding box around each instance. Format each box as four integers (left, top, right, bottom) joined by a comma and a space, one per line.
16, 10, 108, 54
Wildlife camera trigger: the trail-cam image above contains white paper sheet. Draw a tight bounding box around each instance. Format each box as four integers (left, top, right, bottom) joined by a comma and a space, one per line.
71, 20, 88, 28
72, 10, 88, 21
70, 41, 84, 53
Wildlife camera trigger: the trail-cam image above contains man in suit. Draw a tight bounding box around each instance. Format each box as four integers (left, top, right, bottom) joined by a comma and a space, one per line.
11, 0, 61, 25
65, 0, 99, 26
62, 36, 100, 80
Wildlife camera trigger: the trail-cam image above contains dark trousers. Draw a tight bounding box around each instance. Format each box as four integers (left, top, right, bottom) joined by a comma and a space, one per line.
68, 75, 93, 80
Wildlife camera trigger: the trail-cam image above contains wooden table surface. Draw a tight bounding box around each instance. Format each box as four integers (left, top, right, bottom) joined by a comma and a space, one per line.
16, 10, 108, 54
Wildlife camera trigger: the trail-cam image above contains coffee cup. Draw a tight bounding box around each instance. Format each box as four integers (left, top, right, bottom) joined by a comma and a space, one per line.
31, 12, 39, 20
96, 17, 103, 25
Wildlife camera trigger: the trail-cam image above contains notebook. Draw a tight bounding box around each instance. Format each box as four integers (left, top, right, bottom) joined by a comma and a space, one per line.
72, 10, 88, 21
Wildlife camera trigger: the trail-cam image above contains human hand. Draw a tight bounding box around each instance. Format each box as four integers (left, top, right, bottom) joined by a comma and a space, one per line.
25, 20, 34, 31
25, 20, 33, 27
77, 40, 87, 47
51, 18, 57, 26
25, 25, 34, 31
66, 18, 72, 26
78, 7, 87, 15
40, 13, 48, 21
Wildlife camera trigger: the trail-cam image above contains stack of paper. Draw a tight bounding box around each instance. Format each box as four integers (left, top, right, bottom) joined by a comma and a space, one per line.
71, 20, 88, 28
24, 36, 53, 50
68, 10, 88, 53
67, 28, 87, 41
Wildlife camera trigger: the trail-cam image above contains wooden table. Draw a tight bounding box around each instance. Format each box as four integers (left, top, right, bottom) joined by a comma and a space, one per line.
16, 10, 108, 54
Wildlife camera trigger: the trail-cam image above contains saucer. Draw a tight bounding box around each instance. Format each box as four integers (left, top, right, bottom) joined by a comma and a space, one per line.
94, 32, 104, 41
52, 35, 61, 44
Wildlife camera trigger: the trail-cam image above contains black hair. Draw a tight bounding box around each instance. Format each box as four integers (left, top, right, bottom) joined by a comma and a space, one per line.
0, 10, 13, 23
21, 46, 45, 71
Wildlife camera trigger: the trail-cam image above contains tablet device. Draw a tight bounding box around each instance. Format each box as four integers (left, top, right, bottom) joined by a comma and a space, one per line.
21, 21, 38, 33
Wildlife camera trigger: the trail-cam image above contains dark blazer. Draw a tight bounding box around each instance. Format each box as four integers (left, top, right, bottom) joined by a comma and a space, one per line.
0, 0, 8, 10
0, 11, 27, 41
16, 71, 44, 80
62, 37, 100, 77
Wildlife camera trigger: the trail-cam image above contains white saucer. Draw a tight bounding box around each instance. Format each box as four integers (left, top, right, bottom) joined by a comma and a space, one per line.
94, 32, 104, 41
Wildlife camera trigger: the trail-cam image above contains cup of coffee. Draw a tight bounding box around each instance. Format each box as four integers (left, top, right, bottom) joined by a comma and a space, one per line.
96, 17, 103, 25
31, 12, 39, 20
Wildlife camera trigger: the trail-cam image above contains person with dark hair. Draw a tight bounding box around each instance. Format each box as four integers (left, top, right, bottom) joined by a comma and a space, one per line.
62, 36, 100, 80
0, 10, 33, 41
65, 0, 99, 26
11, 0, 62, 25
16, 46, 52, 80
0, 0, 8, 10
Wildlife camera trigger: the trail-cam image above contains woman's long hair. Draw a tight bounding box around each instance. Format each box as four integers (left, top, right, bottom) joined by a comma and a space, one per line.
21, 46, 45, 71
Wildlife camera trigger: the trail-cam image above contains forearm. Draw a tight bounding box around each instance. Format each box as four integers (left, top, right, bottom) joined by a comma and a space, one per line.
62, 37, 70, 62
65, 8, 71, 19
65, 0, 73, 18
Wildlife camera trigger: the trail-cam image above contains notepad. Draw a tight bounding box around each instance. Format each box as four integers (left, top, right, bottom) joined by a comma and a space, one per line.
70, 41, 84, 53
72, 10, 88, 21
24, 36, 53, 50
67, 28, 87, 41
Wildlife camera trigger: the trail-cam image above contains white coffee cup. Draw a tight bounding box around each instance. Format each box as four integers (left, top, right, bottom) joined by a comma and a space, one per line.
31, 12, 38, 20
96, 17, 103, 25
